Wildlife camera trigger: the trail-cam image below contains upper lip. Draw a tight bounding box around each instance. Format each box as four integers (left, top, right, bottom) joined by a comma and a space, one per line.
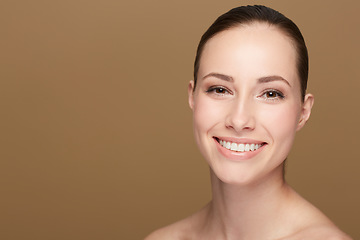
214, 137, 266, 145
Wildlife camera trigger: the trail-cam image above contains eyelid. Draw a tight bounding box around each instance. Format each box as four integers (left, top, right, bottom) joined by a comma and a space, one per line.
258, 89, 285, 101
206, 85, 232, 95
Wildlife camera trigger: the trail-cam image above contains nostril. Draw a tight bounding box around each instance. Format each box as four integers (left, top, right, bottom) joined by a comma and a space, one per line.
225, 107, 256, 132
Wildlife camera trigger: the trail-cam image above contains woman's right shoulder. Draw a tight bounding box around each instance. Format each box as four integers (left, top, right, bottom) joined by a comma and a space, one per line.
144, 226, 177, 240
144, 206, 207, 240
144, 219, 192, 240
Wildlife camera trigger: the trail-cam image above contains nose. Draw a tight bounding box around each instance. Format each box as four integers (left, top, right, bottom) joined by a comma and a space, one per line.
225, 97, 256, 132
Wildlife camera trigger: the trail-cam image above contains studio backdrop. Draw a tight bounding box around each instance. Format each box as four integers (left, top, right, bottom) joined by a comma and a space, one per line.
1, 0, 359, 239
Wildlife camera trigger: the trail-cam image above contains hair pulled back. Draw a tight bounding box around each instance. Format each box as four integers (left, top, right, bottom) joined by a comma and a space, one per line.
194, 5, 309, 99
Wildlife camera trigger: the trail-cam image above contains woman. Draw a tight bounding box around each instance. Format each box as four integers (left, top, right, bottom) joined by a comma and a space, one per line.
146, 5, 351, 239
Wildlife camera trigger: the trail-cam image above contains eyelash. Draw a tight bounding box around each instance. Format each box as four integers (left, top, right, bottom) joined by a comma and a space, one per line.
260, 89, 285, 100
206, 86, 231, 95
206, 86, 285, 101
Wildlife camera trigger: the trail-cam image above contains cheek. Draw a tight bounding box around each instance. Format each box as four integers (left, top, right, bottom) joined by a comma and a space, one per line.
193, 97, 220, 134
192, 95, 225, 152
259, 103, 300, 144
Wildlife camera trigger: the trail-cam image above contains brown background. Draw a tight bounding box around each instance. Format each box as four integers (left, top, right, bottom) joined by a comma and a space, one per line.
1, 0, 359, 239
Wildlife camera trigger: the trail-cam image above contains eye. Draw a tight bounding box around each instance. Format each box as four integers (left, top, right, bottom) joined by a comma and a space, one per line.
206, 86, 231, 95
260, 89, 285, 100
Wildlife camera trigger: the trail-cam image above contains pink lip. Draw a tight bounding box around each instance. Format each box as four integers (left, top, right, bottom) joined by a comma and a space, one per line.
213, 137, 266, 161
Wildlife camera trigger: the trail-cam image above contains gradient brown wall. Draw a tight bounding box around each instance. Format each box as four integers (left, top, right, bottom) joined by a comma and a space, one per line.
1, 0, 359, 239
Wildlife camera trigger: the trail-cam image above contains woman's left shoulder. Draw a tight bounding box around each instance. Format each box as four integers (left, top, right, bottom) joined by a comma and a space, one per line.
283, 225, 353, 240
284, 189, 352, 239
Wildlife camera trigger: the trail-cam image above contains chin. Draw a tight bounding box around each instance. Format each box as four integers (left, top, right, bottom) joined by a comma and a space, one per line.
210, 161, 285, 187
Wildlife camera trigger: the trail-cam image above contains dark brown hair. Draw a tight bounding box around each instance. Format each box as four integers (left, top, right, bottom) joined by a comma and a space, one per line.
193, 5, 309, 100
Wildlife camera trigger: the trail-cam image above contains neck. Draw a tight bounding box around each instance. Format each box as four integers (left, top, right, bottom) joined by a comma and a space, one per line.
203, 166, 295, 239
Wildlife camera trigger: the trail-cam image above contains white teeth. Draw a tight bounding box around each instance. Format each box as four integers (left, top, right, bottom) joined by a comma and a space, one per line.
231, 143, 237, 151
238, 144, 245, 152
219, 140, 263, 152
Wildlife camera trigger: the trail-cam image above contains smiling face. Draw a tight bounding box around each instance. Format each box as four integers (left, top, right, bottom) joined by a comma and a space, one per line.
188, 23, 314, 185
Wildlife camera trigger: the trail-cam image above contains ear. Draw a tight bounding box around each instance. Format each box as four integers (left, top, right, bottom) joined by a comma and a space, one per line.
188, 80, 195, 110
297, 93, 314, 131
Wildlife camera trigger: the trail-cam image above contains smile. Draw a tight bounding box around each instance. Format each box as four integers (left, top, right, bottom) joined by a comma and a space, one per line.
217, 139, 264, 152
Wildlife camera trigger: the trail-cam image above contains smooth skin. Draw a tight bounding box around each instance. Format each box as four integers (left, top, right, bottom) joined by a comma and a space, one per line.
145, 23, 352, 240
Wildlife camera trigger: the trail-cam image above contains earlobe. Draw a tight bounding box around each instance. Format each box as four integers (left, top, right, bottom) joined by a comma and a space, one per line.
188, 80, 195, 110
297, 93, 315, 131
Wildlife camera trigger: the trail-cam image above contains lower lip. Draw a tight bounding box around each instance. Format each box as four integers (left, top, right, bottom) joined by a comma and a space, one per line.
214, 138, 265, 161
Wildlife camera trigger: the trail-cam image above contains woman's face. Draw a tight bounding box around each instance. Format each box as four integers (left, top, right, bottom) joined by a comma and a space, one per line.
188, 23, 314, 185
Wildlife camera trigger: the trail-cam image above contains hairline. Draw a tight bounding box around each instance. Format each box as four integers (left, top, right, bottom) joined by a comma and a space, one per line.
194, 21, 304, 97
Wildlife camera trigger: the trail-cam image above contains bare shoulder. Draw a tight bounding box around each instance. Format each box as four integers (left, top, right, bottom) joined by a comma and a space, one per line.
144, 220, 188, 240
282, 225, 353, 240
280, 188, 352, 240
144, 208, 206, 240
144, 224, 180, 240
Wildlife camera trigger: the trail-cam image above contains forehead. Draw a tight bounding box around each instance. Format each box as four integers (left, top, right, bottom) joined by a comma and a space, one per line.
198, 23, 299, 85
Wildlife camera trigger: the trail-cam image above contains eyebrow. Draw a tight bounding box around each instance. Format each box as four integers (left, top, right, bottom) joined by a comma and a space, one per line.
202, 72, 291, 87
202, 72, 234, 82
258, 75, 291, 87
